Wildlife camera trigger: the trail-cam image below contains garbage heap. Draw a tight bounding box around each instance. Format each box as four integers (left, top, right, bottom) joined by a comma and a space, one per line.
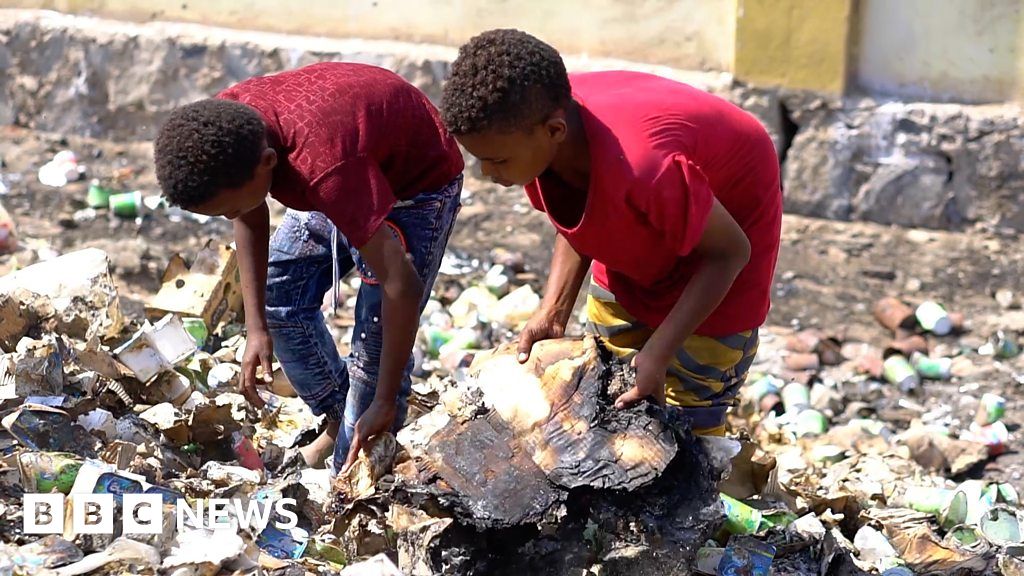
1, 235, 1023, 576
0, 241, 731, 575
710, 296, 1024, 576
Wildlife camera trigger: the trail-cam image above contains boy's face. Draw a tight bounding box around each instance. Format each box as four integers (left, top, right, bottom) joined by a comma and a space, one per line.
191, 148, 277, 220
456, 114, 567, 187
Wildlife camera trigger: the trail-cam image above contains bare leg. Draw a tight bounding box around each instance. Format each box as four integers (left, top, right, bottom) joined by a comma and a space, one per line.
299, 419, 340, 467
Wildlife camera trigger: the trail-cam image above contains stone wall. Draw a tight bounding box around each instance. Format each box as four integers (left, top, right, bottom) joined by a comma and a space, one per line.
2, 10, 1022, 232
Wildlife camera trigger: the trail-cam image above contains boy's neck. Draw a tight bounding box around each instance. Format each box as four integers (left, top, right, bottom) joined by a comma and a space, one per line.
549, 101, 591, 192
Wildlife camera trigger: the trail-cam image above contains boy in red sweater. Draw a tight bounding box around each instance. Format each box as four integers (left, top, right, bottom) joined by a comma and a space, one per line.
441, 30, 781, 435
155, 62, 464, 471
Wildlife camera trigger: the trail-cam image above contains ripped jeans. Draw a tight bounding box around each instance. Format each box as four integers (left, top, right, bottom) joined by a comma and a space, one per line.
265, 175, 462, 472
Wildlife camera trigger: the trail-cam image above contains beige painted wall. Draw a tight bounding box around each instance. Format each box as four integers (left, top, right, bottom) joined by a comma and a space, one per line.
4, 0, 737, 72
855, 0, 1024, 103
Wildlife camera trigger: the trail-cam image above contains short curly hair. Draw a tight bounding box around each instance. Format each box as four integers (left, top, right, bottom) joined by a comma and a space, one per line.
154, 99, 266, 208
441, 29, 571, 135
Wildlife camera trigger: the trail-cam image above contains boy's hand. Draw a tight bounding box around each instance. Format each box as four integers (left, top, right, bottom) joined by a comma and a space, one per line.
614, 349, 668, 409
342, 399, 397, 473
240, 329, 273, 409
517, 308, 566, 363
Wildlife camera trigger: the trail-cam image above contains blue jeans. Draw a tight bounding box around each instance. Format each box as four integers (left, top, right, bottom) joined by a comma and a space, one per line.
265, 175, 462, 472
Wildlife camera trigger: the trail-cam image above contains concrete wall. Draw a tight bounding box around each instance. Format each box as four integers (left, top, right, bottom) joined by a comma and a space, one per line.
855, 0, 1024, 103
734, 0, 854, 94
4, 0, 737, 72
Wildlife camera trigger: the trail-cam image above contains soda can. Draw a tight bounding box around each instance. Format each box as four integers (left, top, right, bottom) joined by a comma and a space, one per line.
231, 431, 265, 472
86, 180, 116, 209
882, 354, 920, 393
916, 301, 953, 336
910, 352, 952, 380
17, 452, 83, 494
979, 506, 1023, 546
720, 493, 763, 535
108, 191, 143, 218
977, 393, 1006, 425
945, 524, 983, 547
902, 485, 955, 515
781, 382, 810, 414
873, 297, 915, 333
795, 409, 828, 437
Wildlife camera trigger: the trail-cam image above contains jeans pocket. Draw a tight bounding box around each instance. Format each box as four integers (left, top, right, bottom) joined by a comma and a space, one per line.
355, 198, 447, 283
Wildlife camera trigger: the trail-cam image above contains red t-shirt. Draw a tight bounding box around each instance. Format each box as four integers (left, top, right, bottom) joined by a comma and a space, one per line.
217, 62, 464, 248
525, 71, 782, 336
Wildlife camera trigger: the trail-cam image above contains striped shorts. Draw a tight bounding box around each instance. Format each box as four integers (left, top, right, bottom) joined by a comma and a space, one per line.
586, 283, 759, 435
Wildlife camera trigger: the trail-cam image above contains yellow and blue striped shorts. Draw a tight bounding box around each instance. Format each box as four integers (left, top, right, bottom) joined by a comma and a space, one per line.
586, 283, 759, 436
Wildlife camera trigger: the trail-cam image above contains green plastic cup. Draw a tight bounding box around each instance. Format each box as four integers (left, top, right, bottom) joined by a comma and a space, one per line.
87, 181, 116, 209
109, 190, 143, 218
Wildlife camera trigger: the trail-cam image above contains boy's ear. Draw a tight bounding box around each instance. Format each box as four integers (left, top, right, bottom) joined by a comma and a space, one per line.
260, 147, 277, 170
544, 109, 568, 144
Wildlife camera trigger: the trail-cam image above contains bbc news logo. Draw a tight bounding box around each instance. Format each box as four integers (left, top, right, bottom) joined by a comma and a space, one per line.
24, 494, 299, 534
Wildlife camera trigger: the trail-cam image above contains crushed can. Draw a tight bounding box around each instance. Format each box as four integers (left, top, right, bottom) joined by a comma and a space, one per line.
910, 351, 952, 380
231, 431, 265, 472
717, 535, 775, 576
720, 493, 763, 535
17, 452, 83, 494
976, 393, 1006, 425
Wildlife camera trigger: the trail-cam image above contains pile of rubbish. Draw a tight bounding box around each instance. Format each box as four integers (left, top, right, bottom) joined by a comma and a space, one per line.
708, 296, 1024, 575
0, 224, 1023, 575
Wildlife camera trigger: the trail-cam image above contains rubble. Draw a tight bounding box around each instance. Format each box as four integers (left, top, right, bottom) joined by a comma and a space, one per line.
0, 248, 123, 348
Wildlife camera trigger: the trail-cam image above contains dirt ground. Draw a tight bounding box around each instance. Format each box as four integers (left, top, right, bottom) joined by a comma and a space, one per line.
2, 124, 1023, 489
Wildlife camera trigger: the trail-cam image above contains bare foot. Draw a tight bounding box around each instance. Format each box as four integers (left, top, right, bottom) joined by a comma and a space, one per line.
298, 420, 340, 468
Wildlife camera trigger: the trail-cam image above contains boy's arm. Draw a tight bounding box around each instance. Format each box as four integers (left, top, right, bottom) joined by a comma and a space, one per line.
615, 198, 750, 408
235, 201, 273, 408
517, 233, 592, 362
342, 224, 424, 471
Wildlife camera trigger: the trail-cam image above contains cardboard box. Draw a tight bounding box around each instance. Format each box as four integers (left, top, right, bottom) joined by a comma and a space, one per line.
147, 240, 243, 330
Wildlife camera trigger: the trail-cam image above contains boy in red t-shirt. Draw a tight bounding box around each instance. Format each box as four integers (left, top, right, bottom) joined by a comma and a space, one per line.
154, 62, 464, 471
441, 30, 781, 435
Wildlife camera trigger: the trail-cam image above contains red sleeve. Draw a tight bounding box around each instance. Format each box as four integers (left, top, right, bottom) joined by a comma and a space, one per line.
631, 155, 714, 257
310, 156, 397, 249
